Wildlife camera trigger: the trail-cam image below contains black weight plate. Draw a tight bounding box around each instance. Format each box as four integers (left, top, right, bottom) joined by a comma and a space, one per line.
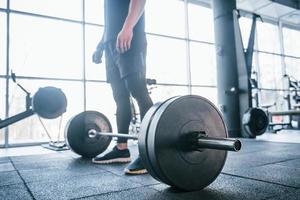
65, 111, 112, 158
243, 108, 269, 137
146, 95, 228, 191
139, 97, 177, 185
33, 86, 67, 119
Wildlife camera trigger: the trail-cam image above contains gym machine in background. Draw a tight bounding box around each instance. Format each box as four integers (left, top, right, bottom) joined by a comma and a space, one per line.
266, 74, 300, 132
0, 72, 68, 147
233, 10, 269, 138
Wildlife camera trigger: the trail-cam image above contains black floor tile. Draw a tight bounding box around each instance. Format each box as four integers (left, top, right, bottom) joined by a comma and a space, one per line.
27, 171, 142, 200
0, 162, 15, 172
224, 164, 300, 188
265, 189, 300, 200
18, 162, 106, 183
0, 184, 33, 200
276, 158, 300, 169
0, 157, 10, 164
0, 170, 23, 187
78, 186, 178, 200
12, 156, 75, 171
151, 174, 296, 200
94, 162, 160, 186
224, 145, 300, 171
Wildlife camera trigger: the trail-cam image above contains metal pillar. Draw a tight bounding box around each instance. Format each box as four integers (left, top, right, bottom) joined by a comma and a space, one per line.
212, 0, 240, 137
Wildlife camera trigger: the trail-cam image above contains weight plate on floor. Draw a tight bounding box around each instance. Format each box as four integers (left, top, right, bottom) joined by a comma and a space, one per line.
139, 97, 177, 185
144, 95, 228, 191
65, 111, 112, 158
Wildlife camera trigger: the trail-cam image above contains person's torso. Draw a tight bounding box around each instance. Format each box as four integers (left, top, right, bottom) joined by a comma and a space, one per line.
104, 0, 146, 49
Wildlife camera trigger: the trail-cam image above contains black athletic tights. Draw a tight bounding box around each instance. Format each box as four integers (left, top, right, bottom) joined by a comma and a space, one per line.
110, 73, 153, 143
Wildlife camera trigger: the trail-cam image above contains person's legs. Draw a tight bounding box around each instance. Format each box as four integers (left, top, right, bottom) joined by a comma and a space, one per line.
122, 72, 153, 174
93, 43, 133, 164
110, 77, 132, 147
125, 73, 153, 121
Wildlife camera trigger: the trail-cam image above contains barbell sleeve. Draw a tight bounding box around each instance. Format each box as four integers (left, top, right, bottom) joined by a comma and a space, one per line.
88, 129, 138, 140
195, 137, 242, 152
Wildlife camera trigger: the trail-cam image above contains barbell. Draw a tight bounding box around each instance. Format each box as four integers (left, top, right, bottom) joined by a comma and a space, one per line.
64, 95, 242, 191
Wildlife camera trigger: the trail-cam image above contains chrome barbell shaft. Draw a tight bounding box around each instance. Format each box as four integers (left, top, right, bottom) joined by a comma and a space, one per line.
89, 129, 241, 152
196, 137, 241, 152
88, 129, 138, 140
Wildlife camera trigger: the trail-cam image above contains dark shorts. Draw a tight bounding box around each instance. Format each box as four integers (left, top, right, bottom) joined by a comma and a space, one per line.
105, 41, 147, 82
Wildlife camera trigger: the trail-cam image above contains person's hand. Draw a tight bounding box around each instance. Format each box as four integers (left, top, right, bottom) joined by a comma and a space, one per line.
92, 49, 103, 64
116, 27, 133, 54
92, 41, 105, 64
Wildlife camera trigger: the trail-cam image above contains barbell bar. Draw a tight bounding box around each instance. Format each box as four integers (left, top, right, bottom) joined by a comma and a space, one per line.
65, 95, 242, 191
88, 129, 241, 152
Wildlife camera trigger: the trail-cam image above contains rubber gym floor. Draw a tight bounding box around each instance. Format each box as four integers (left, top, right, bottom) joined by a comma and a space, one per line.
0, 130, 299, 200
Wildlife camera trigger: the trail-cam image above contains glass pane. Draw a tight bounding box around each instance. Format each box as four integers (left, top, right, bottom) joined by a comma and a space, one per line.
258, 53, 283, 89
146, 0, 185, 38
239, 17, 253, 49
10, 0, 82, 21
8, 79, 84, 144
147, 35, 188, 84
85, 25, 106, 80
150, 85, 189, 103
0, 79, 5, 144
283, 27, 300, 57
86, 82, 117, 131
0, 0, 6, 8
285, 57, 300, 81
86, 83, 188, 132
0, 12, 6, 75
190, 42, 216, 86
188, 4, 214, 43
10, 14, 83, 79
191, 86, 218, 106
257, 21, 280, 53
85, 0, 104, 25
259, 90, 286, 112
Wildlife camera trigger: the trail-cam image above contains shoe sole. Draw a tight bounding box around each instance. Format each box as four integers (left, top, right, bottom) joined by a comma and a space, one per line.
124, 168, 148, 175
92, 157, 131, 164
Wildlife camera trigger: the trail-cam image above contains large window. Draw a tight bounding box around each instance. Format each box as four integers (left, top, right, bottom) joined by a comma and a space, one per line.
0, 79, 5, 145
238, 17, 253, 49
285, 57, 300, 79
150, 85, 189, 103
283, 27, 300, 57
146, 0, 185, 38
86, 82, 116, 130
188, 3, 214, 43
10, 14, 83, 79
0, 12, 6, 75
147, 35, 188, 85
256, 21, 280, 53
0, 0, 6, 8
85, 25, 106, 81
189, 42, 216, 86
257, 53, 282, 89
191, 87, 218, 105
10, 0, 82, 20
84, 0, 104, 25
